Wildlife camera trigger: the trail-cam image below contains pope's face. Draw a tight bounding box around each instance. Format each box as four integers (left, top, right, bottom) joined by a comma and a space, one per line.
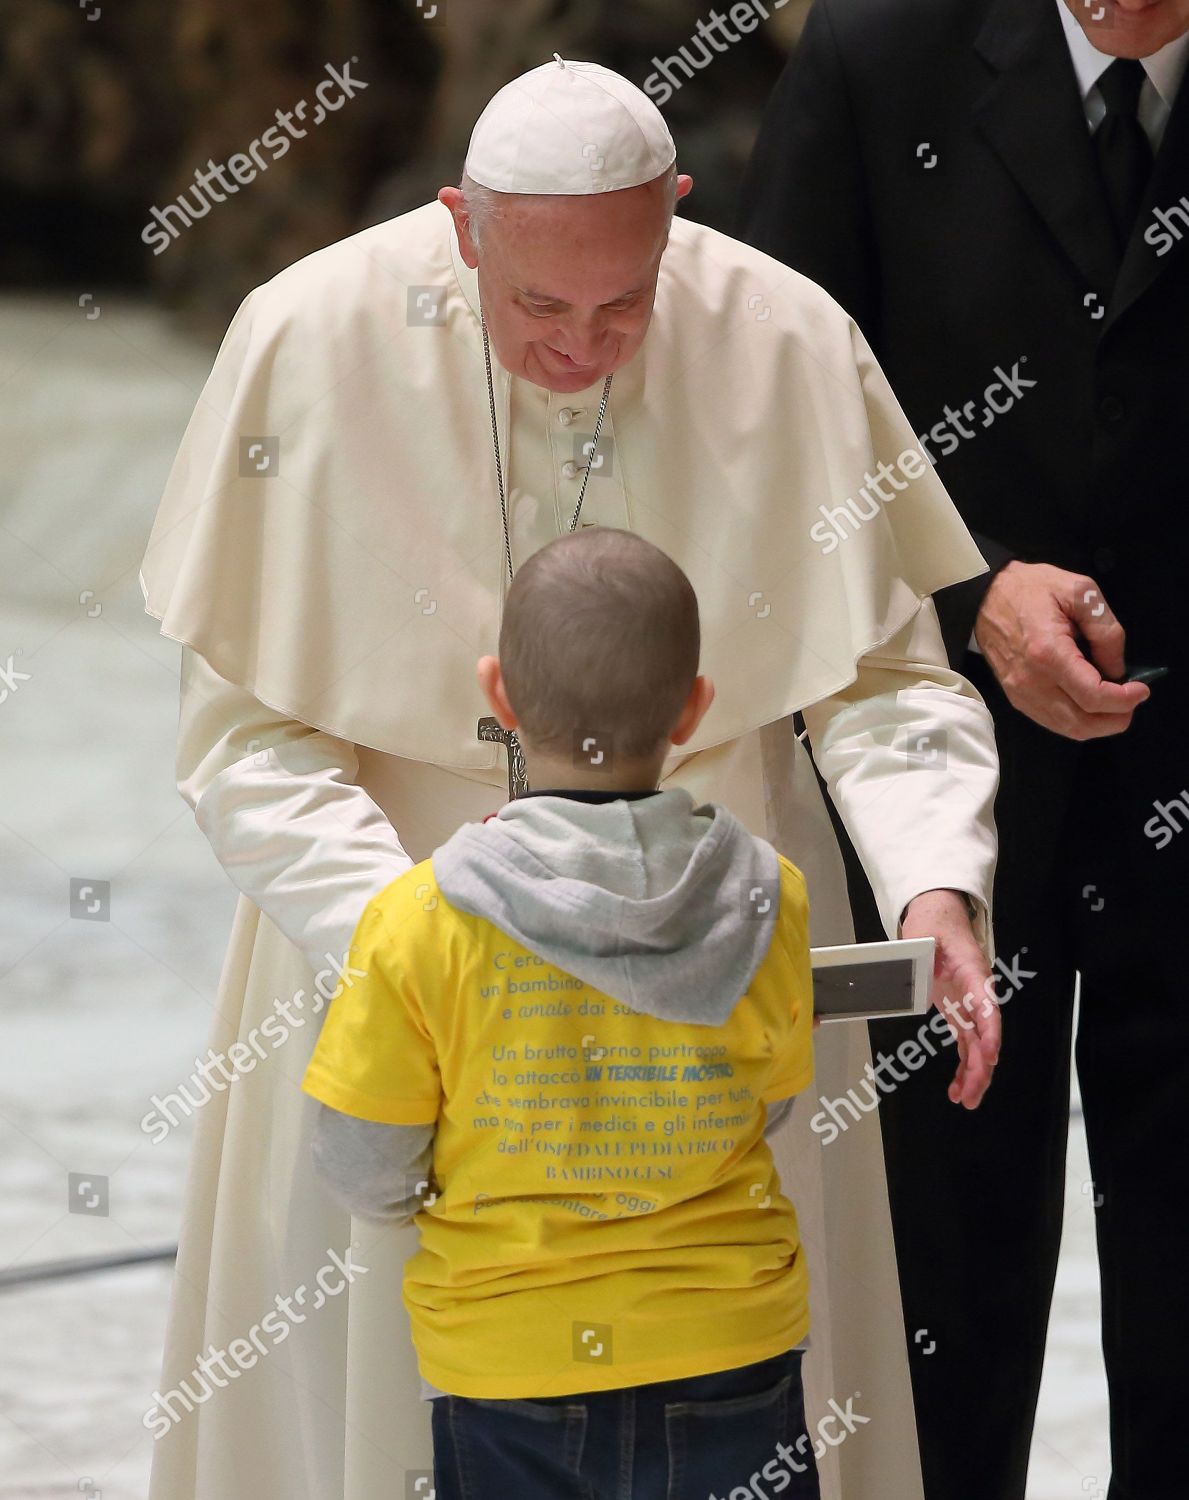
1063, 0, 1189, 55
446, 173, 692, 394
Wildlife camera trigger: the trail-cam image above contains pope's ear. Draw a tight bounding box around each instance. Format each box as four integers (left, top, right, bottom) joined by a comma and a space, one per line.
675, 173, 694, 201
438, 186, 479, 264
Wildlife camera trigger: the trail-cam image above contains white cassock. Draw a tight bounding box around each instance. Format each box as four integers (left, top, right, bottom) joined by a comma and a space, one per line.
139, 200, 998, 1500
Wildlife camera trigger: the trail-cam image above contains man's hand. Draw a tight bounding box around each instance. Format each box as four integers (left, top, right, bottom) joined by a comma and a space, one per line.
901, 889, 999, 1109
974, 561, 1150, 739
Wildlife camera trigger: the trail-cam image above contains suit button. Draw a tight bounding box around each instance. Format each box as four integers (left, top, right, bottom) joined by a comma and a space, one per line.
1093, 547, 1116, 574
558, 407, 576, 426
1098, 395, 1125, 423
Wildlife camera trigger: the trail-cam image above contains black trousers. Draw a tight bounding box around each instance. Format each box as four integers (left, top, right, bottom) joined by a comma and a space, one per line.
849, 652, 1187, 1500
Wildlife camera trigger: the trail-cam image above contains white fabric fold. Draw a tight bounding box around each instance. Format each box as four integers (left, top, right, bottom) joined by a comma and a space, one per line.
178, 647, 414, 973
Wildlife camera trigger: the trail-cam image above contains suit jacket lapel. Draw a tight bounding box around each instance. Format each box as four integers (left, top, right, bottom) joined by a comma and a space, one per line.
973, 0, 1119, 298
1106, 74, 1189, 328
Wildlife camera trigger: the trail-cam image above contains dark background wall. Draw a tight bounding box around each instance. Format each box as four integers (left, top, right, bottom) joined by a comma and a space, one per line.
0, 0, 807, 332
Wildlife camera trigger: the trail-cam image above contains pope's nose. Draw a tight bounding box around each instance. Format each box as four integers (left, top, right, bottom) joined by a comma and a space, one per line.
555, 323, 609, 367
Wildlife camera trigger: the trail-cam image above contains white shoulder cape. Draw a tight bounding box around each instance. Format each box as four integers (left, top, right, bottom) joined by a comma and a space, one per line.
140, 201, 987, 764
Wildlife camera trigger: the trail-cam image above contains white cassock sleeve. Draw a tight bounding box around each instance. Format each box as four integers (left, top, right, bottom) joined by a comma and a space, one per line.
801, 598, 999, 958
175, 646, 415, 974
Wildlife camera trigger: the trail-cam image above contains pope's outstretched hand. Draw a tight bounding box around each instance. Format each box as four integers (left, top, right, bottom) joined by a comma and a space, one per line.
901, 889, 1001, 1110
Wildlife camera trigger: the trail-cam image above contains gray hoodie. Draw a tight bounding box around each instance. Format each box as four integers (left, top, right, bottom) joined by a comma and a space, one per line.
433, 785, 781, 1025
309, 786, 801, 1394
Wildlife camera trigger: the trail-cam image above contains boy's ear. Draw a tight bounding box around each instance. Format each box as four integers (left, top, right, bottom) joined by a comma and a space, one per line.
476, 655, 519, 730
669, 675, 714, 747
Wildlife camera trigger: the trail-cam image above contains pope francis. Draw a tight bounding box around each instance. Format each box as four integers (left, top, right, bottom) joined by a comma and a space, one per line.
139, 57, 1000, 1500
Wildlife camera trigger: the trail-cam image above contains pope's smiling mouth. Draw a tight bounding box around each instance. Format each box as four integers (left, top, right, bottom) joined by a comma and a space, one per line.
546, 347, 593, 369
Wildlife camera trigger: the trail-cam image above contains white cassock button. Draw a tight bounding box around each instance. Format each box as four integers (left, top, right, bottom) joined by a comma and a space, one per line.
558, 407, 576, 426
561, 460, 580, 479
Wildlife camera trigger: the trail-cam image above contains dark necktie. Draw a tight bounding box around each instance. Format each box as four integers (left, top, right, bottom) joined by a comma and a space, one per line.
1094, 57, 1155, 255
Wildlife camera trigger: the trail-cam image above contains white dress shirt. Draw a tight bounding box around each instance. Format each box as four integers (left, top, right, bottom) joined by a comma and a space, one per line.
1056, 0, 1189, 150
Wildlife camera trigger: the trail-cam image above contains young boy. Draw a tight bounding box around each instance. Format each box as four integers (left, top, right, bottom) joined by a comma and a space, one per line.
301, 526, 820, 1499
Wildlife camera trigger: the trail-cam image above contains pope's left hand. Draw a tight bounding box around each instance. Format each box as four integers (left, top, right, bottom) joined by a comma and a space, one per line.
901, 889, 1000, 1110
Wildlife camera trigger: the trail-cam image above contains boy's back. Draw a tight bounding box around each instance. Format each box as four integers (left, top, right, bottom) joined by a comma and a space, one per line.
304, 517, 824, 1496
303, 787, 814, 1399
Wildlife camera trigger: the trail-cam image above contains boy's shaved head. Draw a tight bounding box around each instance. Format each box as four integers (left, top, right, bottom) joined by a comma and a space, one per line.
499, 527, 700, 762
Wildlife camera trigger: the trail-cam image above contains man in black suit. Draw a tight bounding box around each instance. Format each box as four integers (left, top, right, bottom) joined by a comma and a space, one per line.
739, 2, 1189, 1496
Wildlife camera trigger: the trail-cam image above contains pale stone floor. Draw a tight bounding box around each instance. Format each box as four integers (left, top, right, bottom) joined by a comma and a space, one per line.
0, 296, 1109, 1497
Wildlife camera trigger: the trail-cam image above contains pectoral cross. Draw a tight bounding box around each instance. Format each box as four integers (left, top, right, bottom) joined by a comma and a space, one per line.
477, 716, 530, 800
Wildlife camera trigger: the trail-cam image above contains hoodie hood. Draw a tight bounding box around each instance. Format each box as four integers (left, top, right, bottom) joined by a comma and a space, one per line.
432, 787, 780, 1025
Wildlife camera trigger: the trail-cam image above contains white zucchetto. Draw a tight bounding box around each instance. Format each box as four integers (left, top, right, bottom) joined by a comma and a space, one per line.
464, 56, 677, 195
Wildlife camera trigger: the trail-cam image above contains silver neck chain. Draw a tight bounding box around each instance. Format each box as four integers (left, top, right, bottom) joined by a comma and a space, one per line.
481, 316, 614, 585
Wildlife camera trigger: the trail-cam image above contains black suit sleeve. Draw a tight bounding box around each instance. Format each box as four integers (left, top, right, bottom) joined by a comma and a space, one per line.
932, 531, 1017, 666
737, 0, 879, 333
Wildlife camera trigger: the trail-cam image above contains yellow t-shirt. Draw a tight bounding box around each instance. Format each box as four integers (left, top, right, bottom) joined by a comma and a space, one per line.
302, 851, 814, 1399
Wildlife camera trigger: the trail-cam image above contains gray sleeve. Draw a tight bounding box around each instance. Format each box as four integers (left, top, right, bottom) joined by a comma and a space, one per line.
310, 1103, 436, 1226
763, 1095, 796, 1139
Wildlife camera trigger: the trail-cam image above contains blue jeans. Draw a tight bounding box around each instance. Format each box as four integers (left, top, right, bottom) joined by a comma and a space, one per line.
430, 1347, 821, 1500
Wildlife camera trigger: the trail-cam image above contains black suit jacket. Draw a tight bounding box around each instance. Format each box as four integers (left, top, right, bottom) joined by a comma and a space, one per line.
739, 0, 1188, 886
